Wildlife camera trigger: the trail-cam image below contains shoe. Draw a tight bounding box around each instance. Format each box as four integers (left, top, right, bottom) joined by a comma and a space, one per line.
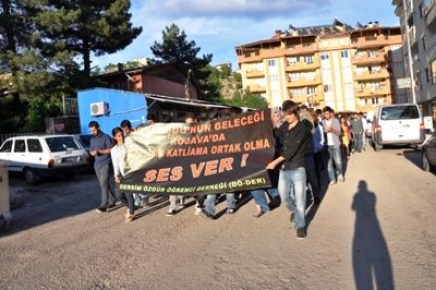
329, 181, 336, 186
200, 209, 214, 220
125, 214, 134, 223
227, 208, 235, 214
290, 212, 295, 224
296, 228, 307, 239
194, 206, 203, 216
107, 204, 116, 210
314, 196, 321, 205
95, 207, 107, 213
253, 211, 264, 218
166, 209, 176, 216
179, 196, 185, 208
338, 175, 345, 182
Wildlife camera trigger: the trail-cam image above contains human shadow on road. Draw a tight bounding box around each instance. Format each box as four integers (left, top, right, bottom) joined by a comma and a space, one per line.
352, 180, 395, 290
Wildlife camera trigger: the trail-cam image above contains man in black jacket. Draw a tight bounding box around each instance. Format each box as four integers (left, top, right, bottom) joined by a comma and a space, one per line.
267, 100, 311, 239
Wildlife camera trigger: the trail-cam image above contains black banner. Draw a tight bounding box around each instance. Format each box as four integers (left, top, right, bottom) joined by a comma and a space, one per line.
119, 109, 275, 195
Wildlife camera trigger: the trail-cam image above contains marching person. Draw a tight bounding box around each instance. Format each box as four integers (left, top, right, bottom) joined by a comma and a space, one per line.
88, 121, 117, 213
267, 100, 312, 239
111, 127, 135, 222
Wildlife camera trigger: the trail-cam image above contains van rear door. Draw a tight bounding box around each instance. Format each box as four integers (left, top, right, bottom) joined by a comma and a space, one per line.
379, 105, 422, 144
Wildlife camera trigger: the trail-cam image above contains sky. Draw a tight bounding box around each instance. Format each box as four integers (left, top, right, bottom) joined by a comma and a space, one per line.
93, 0, 401, 71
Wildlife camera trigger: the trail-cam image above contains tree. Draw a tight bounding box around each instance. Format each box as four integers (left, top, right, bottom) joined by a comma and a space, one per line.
223, 92, 269, 109
35, 0, 142, 78
150, 24, 218, 101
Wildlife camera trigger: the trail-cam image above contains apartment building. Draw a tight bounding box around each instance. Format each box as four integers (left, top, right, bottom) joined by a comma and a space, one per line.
235, 19, 403, 112
392, 0, 436, 119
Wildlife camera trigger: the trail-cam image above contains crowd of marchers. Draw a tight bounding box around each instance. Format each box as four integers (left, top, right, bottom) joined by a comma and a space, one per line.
87, 102, 368, 239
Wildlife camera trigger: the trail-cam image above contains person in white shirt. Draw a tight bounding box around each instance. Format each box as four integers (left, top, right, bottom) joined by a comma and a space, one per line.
111, 127, 135, 222
322, 106, 345, 185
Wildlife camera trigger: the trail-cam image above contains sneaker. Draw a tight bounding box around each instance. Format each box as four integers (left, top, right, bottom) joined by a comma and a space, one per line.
95, 207, 107, 213
194, 206, 203, 216
227, 208, 235, 215
338, 175, 345, 182
329, 181, 336, 186
125, 214, 134, 223
166, 209, 176, 216
200, 209, 214, 220
179, 196, 185, 208
290, 212, 295, 224
296, 228, 307, 239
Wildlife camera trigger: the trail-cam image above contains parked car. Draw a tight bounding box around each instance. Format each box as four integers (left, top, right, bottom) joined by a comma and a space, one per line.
0, 134, 90, 185
77, 134, 95, 166
371, 103, 425, 151
422, 131, 436, 172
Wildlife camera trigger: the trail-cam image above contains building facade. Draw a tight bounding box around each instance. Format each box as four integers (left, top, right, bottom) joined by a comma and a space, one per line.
392, 0, 436, 119
235, 20, 403, 112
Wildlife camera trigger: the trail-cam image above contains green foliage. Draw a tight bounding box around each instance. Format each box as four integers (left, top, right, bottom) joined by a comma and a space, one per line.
24, 97, 62, 132
222, 93, 269, 109
150, 24, 216, 102
0, 0, 141, 133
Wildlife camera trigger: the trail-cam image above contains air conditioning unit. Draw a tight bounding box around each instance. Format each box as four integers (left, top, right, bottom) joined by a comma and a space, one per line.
90, 102, 109, 116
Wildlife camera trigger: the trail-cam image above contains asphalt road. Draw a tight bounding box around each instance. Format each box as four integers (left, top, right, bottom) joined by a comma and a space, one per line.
1, 144, 436, 289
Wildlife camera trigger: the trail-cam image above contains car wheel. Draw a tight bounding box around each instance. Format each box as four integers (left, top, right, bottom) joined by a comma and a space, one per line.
423, 153, 431, 172
24, 168, 40, 185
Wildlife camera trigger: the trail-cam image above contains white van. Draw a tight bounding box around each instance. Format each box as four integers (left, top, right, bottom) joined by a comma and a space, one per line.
0, 135, 90, 184
371, 103, 425, 151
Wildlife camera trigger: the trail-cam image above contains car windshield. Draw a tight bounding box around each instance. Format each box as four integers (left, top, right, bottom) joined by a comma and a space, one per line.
78, 134, 92, 150
45, 137, 80, 152
381, 106, 420, 120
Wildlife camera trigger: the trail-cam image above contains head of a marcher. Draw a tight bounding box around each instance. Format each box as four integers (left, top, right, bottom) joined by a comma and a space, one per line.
184, 112, 195, 124
271, 107, 282, 127
147, 113, 158, 124
322, 106, 334, 120
282, 100, 300, 124
120, 119, 133, 136
88, 121, 100, 136
111, 127, 124, 145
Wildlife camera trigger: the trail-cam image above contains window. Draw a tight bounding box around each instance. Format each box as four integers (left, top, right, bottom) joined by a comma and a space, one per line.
307, 87, 317, 95
368, 50, 378, 57
341, 50, 349, 58
290, 73, 300, 81
269, 74, 279, 82
288, 57, 299, 64
426, 67, 430, 83
0, 140, 12, 153
304, 55, 314, 64
45, 137, 80, 153
14, 140, 26, 153
320, 52, 329, 60
27, 139, 43, 153
422, 36, 426, 51
268, 59, 277, 67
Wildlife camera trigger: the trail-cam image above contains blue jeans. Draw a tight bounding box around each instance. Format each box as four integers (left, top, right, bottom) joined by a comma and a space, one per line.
278, 167, 306, 229
116, 191, 134, 215
326, 146, 343, 182
95, 164, 116, 208
251, 188, 279, 213
205, 193, 235, 216
353, 133, 363, 152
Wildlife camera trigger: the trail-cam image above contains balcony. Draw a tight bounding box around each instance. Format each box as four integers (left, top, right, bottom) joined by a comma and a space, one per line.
354, 70, 390, 81
350, 34, 402, 48
425, 1, 436, 30
408, 26, 417, 47
287, 76, 322, 88
355, 86, 391, 98
289, 94, 324, 106
285, 60, 320, 72
245, 70, 265, 78
246, 84, 266, 93
352, 54, 386, 65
